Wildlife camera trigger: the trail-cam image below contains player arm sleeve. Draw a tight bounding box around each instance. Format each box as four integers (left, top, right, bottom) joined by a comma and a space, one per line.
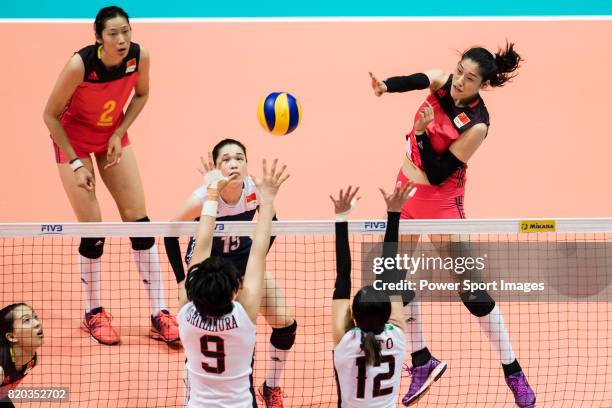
163, 237, 185, 283
416, 132, 464, 186
383, 211, 400, 247
380, 211, 405, 295
333, 222, 352, 300
383, 73, 430, 93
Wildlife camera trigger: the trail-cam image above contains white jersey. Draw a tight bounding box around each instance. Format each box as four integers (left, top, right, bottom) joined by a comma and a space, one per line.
192, 175, 259, 220
178, 301, 256, 408
333, 324, 406, 408
187, 176, 275, 274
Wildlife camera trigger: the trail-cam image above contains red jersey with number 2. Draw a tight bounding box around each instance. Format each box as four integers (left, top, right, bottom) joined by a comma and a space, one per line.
58, 43, 140, 155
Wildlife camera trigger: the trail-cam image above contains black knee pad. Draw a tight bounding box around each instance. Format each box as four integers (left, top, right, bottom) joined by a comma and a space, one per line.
270, 320, 297, 351
130, 216, 155, 250
130, 236, 155, 250
459, 289, 496, 317
79, 237, 105, 259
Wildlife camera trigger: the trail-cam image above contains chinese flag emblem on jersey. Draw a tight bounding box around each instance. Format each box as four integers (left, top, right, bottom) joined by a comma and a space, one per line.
246, 193, 257, 204
453, 112, 471, 128
126, 58, 137, 73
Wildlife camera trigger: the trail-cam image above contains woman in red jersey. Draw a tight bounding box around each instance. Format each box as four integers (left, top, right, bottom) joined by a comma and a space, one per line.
43, 6, 178, 346
370, 43, 536, 408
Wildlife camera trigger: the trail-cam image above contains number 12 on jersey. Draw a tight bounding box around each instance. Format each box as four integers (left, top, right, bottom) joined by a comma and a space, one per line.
356, 355, 395, 399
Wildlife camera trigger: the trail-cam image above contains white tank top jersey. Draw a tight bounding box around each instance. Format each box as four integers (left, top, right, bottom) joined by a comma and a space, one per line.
192, 175, 259, 219
179, 301, 257, 408
333, 324, 406, 408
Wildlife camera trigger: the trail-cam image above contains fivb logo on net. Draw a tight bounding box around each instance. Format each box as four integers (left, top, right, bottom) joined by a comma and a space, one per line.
363, 221, 386, 231
40, 224, 63, 234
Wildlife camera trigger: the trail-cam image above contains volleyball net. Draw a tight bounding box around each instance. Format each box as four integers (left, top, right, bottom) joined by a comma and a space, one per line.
1, 219, 611, 407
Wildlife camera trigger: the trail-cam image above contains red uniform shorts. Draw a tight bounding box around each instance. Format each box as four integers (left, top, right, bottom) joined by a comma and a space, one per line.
396, 169, 466, 220
53, 131, 131, 164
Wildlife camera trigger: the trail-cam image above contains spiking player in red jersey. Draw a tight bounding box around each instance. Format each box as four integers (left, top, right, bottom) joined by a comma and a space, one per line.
43, 6, 178, 346
371, 43, 536, 407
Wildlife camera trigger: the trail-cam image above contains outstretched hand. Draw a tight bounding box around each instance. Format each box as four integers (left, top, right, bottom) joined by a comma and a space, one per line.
379, 181, 417, 212
199, 152, 237, 195
329, 186, 360, 215
197, 152, 217, 175
369, 72, 387, 97
254, 159, 290, 203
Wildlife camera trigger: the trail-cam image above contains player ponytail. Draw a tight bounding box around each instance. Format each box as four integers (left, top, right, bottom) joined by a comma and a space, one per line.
351, 286, 391, 366
361, 331, 383, 366
462, 41, 522, 87
0, 303, 27, 345
185, 257, 242, 318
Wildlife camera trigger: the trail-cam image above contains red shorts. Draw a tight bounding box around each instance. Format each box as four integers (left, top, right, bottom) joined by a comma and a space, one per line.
396, 169, 466, 220
53, 132, 131, 164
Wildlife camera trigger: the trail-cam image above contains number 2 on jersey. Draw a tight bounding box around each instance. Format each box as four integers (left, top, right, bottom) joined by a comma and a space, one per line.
356, 355, 395, 398
97, 99, 116, 127
200, 335, 226, 374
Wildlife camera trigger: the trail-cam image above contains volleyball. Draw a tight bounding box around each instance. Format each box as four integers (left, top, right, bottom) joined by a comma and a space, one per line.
257, 92, 301, 136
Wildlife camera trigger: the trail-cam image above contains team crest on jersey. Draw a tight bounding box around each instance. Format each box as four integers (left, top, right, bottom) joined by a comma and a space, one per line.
453, 112, 471, 128
246, 192, 258, 209
126, 58, 137, 73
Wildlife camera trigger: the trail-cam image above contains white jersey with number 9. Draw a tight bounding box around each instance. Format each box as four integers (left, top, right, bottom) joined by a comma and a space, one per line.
179, 301, 256, 408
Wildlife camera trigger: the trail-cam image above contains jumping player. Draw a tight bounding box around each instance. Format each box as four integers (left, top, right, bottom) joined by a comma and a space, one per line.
331, 182, 415, 407
370, 43, 536, 407
42, 6, 178, 345
0, 304, 44, 408
178, 159, 288, 408
165, 140, 297, 407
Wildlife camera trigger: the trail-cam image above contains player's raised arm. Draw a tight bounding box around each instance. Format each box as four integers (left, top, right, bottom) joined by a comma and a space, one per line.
379, 181, 416, 330
185, 153, 237, 268
369, 69, 448, 96
238, 159, 289, 323
164, 155, 216, 286
330, 186, 360, 345
179, 157, 237, 311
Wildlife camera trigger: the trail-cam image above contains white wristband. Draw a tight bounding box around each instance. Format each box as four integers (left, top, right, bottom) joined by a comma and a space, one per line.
203, 169, 227, 189
335, 198, 358, 222
335, 214, 349, 222
202, 200, 218, 217
69, 159, 84, 172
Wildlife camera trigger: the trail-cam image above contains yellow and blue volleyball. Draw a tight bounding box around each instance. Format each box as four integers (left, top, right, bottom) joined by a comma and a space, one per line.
257, 92, 301, 136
